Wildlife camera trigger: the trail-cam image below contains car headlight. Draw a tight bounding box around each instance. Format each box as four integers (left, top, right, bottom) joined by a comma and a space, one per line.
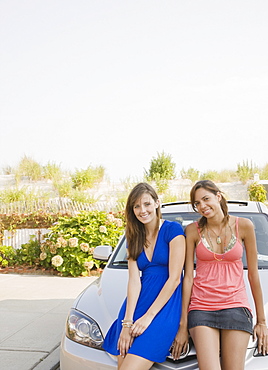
66, 309, 104, 349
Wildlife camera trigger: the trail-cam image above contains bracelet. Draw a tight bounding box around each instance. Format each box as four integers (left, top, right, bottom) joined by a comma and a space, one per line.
256, 323, 267, 327
122, 323, 133, 328
121, 319, 133, 328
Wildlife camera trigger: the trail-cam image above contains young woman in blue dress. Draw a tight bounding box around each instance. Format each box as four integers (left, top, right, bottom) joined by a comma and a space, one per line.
103, 183, 186, 370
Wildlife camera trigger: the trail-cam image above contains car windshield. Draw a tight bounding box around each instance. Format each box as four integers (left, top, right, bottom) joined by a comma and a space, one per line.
109, 212, 268, 269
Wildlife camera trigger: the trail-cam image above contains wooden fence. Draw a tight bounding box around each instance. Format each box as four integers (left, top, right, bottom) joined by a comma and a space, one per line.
0, 198, 125, 215
3, 228, 50, 249
0, 199, 125, 249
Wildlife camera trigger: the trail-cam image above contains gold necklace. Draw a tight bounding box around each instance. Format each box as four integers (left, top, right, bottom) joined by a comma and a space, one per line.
207, 226, 227, 261
207, 224, 225, 244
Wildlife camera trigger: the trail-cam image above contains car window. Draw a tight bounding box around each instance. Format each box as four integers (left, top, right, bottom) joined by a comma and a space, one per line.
108, 212, 268, 269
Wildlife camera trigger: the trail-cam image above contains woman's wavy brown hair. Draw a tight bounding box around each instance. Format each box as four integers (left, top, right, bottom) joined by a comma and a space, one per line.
125, 183, 161, 260
190, 180, 229, 230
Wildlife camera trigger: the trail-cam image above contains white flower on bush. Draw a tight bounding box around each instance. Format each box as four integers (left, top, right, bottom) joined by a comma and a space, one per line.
84, 260, 94, 270
107, 213, 115, 222
51, 255, 64, 267
40, 252, 47, 261
69, 237, 78, 248
57, 236, 67, 247
49, 245, 57, 254
56, 241, 61, 248
80, 243, 90, 252
114, 218, 123, 227
99, 225, 107, 233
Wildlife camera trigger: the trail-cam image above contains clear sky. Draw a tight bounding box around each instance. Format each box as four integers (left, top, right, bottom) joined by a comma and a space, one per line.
1, 0, 268, 182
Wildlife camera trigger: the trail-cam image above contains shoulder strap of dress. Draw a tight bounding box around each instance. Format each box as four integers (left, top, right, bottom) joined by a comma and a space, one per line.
195, 221, 202, 237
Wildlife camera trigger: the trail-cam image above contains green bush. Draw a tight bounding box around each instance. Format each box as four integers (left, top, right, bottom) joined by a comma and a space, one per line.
144, 152, 176, 194
0, 211, 125, 276
43, 162, 62, 181
248, 182, 267, 203
16, 155, 43, 182
0, 187, 51, 204
0, 245, 17, 267
16, 236, 41, 266
72, 166, 105, 190
38, 210, 125, 276
145, 152, 176, 182
0, 187, 27, 203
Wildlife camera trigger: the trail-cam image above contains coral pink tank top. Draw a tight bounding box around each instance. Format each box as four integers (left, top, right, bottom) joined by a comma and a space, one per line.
189, 218, 251, 312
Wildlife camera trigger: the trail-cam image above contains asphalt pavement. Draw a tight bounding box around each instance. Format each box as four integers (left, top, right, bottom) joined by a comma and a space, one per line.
0, 273, 97, 370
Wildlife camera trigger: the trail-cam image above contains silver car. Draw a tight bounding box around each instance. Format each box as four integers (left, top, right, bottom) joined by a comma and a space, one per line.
60, 201, 268, 369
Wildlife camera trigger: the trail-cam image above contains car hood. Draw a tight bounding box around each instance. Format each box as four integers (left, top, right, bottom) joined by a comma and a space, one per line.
73, 267, 128, 335
73, 267, 268, 337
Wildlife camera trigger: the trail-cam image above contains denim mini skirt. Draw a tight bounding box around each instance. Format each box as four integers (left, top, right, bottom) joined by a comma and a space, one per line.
188, 307, 253, 335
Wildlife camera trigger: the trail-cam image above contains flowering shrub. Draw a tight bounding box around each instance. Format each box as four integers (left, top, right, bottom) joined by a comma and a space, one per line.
0, 245, 17, 267
38, 211, 125, 277
248, 182, 267, 203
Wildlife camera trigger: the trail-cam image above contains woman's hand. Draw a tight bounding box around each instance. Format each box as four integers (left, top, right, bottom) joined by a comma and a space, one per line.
254, 323, 268, 355
131, 314, 153, 337
171, 326, 189, 360
117, 327, 134, 358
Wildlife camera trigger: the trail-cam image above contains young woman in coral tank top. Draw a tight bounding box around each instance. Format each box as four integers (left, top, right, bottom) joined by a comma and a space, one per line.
172, 180, 267, 370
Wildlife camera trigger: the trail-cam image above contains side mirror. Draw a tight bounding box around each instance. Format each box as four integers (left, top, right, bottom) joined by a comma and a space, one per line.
93, 245, 113, 261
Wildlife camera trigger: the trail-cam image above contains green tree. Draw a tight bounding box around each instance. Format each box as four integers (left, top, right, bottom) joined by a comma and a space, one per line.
145, 152, 176, 194
145, 152, 176, 181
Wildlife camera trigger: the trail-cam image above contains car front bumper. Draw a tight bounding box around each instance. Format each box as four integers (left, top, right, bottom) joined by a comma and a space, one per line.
60, 335, 199, 370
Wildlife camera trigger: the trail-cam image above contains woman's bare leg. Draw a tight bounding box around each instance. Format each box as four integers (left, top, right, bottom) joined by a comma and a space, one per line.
189, 326, 221, 370
117, 355, 124, 369
118, 354, 153, 370
220, 329, 250, 370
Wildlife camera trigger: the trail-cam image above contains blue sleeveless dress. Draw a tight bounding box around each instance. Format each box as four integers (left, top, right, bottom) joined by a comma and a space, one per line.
103, 220, 184, 363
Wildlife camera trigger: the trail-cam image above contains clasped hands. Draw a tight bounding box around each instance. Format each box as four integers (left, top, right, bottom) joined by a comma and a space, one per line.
118, 314, 153, 358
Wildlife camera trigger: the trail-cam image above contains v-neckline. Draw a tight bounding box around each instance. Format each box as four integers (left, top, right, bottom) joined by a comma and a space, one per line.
144, 220, 165, 263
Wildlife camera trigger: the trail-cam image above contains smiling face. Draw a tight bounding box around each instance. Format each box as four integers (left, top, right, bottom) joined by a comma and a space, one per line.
193, 187, 223, 219
133, 193, 160, 226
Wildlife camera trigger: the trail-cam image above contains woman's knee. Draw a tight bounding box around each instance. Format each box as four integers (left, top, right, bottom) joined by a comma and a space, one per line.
118, 353, 153, 370
190, 326, 221, 370
220, 329, 250, 370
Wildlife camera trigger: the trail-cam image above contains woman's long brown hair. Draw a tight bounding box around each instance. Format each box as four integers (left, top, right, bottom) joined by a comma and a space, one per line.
190, 180, 229, 230
125, 183, 161, 260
